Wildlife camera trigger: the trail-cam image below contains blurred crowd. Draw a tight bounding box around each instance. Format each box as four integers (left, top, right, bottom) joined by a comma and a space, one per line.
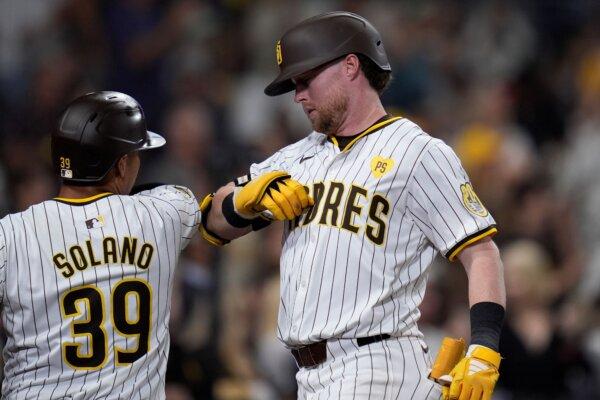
0, 0, 599, 399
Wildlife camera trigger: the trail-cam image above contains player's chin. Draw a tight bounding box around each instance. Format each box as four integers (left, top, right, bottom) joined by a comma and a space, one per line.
307, 112, 321, 130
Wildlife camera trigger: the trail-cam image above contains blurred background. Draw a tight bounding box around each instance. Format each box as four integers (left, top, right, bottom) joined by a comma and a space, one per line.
0, 0, 599, 399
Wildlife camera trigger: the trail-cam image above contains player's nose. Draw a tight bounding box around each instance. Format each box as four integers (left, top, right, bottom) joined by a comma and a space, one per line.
293, 83, 308, 103
294, 88, 306, 103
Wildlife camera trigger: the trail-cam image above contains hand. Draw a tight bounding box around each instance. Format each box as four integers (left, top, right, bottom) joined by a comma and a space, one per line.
442, 345, 501, 400
234, 171, 313, 221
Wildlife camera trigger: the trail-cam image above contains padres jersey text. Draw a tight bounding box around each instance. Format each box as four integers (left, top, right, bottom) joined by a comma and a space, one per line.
250, 117, 496, 346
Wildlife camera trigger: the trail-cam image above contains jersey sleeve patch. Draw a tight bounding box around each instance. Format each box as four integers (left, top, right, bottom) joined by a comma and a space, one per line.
460, 183, 488, 217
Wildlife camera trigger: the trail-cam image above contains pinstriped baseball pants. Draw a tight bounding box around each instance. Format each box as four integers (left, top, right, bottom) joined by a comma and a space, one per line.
296, 336, 442, 400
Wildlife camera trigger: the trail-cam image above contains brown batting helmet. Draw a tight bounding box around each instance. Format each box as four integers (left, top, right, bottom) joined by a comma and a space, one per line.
52, 91, 165, 183
264, 11, 391, 96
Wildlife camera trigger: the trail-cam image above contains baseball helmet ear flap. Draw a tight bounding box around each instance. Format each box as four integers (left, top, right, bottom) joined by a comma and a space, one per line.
51, 91, 166, 183
265, 11, 391, 96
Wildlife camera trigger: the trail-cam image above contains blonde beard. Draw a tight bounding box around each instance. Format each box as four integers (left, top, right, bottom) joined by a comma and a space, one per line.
310, 87, 349, 136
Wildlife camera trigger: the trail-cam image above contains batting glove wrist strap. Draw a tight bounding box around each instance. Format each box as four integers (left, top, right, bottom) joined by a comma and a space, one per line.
222, 192, 256, 228
467, 345, 501, 368
199, 193, 231, 246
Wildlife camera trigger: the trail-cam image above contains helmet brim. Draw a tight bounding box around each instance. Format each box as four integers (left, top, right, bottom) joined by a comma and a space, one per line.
264, 56, 339, 96
140, 131, 166, 150
264, 73, 296, 96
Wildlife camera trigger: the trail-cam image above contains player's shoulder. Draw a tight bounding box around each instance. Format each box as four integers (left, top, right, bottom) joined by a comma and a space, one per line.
396, 121, 464, 172
251, 133, 321, 172
274, 133, 321, 158
394, 117, 430, 138
399, 117, 454, 147
384, 118, 463, 171
383, 117, 438, 152
131, 184, 196, 205
420, 134, 458, 158
0, 201, 46, 246
0, 202, 40, 226
128, 184, 199, 225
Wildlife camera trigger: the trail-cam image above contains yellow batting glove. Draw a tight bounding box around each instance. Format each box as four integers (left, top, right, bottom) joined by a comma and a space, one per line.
234, 171, 313, 220
260, 178, 314, 220
444, 345, 501, 400
233, 171, 289, 218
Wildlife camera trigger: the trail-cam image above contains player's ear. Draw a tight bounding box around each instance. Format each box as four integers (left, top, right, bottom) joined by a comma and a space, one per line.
115, 154, 129, 179
344, 54, 361, 81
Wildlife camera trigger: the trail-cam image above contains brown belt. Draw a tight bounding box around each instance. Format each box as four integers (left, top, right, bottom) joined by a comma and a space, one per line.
291, 334, 391, 368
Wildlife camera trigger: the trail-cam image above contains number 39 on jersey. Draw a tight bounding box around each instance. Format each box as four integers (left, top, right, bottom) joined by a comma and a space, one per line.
60, 278, 152, 370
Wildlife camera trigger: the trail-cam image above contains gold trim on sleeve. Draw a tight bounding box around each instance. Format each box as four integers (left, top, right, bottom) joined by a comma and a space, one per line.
447, 227, 498, 261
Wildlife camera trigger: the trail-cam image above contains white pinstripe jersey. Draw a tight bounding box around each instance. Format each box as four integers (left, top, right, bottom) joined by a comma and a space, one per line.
0, 185, 200, 399
250, 117, 497, 347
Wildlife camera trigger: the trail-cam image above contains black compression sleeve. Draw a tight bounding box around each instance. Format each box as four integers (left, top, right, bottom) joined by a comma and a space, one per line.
470, 301, 505, 351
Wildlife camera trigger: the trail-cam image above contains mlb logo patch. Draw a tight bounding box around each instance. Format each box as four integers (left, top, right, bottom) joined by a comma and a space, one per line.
85, 215, 105, 229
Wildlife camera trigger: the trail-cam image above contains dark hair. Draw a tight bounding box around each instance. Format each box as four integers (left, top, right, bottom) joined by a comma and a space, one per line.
357, 53, 392, 95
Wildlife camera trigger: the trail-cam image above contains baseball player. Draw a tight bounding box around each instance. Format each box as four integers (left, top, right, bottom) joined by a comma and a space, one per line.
202, 12, 506, 400
0, 91, 304, 399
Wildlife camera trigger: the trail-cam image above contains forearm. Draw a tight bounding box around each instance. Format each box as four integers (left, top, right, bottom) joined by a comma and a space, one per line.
459, 238, 506, 308
206, 183, 252, 240
459, 237, 506, 351
201, 171, 313, 245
